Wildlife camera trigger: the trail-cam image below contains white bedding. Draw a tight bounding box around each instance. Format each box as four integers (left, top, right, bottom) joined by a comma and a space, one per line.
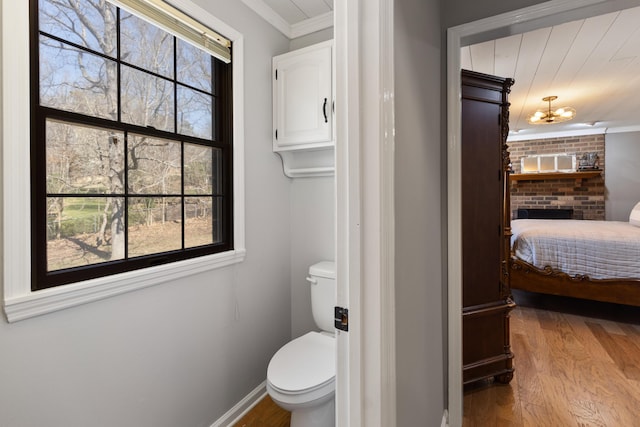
511, 219, 640, 279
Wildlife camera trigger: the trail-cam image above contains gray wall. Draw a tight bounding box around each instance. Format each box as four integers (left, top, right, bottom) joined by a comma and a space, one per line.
290, 177, 335, 338
605, 131, 640, 220
394, 0, 444, 425
394, 0, 549, 424
290, 28, 334, 51
0, 1, 294, 426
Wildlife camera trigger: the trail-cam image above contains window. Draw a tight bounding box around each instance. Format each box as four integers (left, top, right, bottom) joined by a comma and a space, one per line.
30, 0, 234, 290
3, 1, 243, 322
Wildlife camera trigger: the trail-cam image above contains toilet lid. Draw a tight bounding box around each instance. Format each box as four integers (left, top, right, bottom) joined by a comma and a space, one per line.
267, 331, 335, 393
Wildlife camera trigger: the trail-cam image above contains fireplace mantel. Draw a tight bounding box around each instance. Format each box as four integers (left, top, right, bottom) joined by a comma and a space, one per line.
510, 170, 601, 185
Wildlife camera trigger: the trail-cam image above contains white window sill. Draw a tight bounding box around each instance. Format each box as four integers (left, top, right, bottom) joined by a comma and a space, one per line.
3, 249, 246, 322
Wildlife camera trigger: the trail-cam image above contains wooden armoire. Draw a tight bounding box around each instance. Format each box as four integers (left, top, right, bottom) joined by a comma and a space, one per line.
461, 69, 516, 385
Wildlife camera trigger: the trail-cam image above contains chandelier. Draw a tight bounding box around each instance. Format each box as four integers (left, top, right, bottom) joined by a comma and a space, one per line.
527, 96, 576, 124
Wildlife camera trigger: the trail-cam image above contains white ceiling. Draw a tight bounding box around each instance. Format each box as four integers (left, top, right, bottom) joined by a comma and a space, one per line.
242, 0, 333, 39
261, 0, 332, 24
462, 5, 640, 139
245, 2, 640, 139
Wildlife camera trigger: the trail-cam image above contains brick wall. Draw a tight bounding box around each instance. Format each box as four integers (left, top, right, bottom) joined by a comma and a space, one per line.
508, 134, 605, 220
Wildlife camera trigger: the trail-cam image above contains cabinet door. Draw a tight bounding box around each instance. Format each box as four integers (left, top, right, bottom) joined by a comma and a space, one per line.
461, 97, 503, 307
273, 42, 332, 149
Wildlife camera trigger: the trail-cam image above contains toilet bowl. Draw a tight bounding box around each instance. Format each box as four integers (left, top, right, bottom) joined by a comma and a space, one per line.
267, 331, 335, 427
266, 261, 336, 427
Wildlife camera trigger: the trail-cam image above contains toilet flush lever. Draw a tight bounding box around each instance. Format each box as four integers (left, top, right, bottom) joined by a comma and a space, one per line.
306, 276, 317, 285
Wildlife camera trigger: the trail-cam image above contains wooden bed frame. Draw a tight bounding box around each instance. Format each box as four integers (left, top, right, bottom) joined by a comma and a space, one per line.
510, 257, 640, 307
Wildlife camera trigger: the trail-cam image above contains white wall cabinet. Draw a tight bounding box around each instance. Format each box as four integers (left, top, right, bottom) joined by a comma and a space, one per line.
273, 40, 334, 178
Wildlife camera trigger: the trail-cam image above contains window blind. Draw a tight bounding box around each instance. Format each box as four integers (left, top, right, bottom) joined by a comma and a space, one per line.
107, 0, 231, 63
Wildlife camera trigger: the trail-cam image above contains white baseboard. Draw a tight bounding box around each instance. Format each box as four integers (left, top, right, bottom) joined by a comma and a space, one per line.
210, 381, 267, 427
441, 409, 449, 427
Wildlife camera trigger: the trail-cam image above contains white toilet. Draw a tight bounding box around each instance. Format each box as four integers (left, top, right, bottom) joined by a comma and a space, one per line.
267, 261, 336, 427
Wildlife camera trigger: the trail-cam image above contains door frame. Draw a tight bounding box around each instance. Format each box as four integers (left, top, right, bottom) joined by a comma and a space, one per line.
446, 0, 637, 425
335, 0, 396, 426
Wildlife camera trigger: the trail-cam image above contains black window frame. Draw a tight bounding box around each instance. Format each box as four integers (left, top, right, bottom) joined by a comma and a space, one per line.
30, 0, 234, 291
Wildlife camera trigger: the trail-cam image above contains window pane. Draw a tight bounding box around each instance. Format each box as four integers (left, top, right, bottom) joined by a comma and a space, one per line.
184, 144, 212, 195
40, 36, 118, 120
46, 120, 124, 195
47, 196, 125, 271
120, 11, 174, 78
185, 197, 213, 247
128, 135, 181, 194
39, 0, 117, 57
177, 39, 212, 92
128, 197, 182, 257
212, 197, 223, 243
212, 149, 223, 194
177, 86, 213, 139
121, 66, 175, 132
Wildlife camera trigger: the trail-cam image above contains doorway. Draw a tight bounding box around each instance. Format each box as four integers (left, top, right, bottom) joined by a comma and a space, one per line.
447, 0, 640, 425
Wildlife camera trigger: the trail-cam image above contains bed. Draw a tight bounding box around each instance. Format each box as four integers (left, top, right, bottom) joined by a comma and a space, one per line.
509, 203, 640, 306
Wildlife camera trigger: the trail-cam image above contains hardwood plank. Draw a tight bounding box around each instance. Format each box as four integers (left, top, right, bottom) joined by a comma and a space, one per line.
233, 395, 290, 427
619, 322, 640, 339
567, 398, 608, 427
537, 373, 586, 427
587, 321, 640, 381
511, 332, 546, 407
464, 380, 499, 427
563, 313, 617, 363
463, 292, 640, 427
519, 402, 549, 427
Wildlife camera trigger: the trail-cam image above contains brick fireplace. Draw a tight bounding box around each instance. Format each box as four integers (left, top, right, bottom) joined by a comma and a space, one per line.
508, 134, 605, 220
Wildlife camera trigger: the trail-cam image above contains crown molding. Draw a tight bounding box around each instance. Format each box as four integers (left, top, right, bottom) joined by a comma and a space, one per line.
290, 11, 334, 38
241, 0, 333, 39
507, 124, 640, 142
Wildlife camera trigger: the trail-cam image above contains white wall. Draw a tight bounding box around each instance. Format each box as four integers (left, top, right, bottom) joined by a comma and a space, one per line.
605, 131, 640, 220
0, 1, 293, 426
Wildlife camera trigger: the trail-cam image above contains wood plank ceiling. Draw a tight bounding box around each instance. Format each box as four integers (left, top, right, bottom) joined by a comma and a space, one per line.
261, 0, 333, 24
461, 5, 640, 139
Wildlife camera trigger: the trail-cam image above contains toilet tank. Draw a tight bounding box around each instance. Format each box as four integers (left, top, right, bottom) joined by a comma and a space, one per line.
308, 261, 336, 333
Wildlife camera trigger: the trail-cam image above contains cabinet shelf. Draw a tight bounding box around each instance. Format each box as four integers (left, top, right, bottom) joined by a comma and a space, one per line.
510, 170, 601, 185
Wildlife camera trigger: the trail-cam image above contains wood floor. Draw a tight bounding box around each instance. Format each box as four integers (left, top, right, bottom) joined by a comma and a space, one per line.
233, 395, 290, 427
464, 290, 640, 427
235, 291, 640, 427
